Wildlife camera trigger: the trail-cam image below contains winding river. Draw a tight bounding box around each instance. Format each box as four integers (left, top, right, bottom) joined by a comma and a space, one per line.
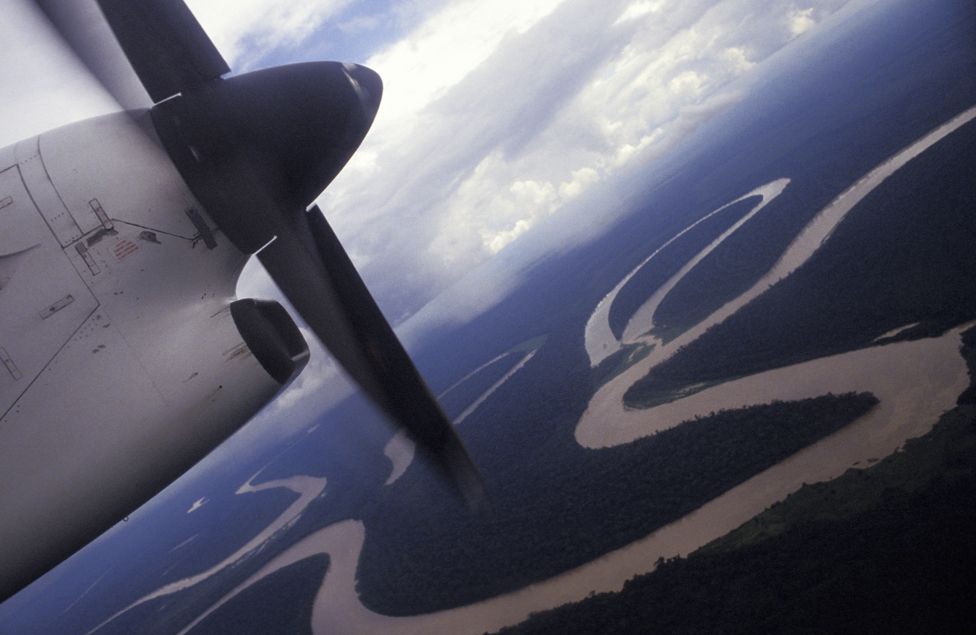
94, 105, 976, 634
87, 473, 327, 634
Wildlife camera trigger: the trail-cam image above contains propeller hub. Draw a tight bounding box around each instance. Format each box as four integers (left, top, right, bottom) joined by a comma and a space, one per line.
151, 62, 383, 252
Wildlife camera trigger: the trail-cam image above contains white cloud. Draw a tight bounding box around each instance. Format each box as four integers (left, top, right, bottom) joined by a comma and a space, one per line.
315, 0, 861, 321
0, 0, 866, 416
669, 70, 708, 96
337, 13, 383, 36
184, 0, 353, 68
559, 167, 601, 199
615, 0, 667, 25
0, 0, 861, 324
721, 46, 756, 73
790, 7, 818, 36
366, 0, 566, 123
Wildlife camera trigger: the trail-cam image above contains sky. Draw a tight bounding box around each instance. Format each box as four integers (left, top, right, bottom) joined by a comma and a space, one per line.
0, 0, 878, 453
217, 0, 856, 323
1, 0, 863, 318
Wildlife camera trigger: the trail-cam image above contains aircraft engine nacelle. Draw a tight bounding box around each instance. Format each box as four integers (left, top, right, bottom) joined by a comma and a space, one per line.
3, 0, 478, 605
231, 298, 310, 385
0, 112, 298, 600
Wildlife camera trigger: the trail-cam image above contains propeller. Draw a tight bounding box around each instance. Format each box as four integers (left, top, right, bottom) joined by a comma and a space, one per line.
258, 208, 484, 502
32, 0, 483, 505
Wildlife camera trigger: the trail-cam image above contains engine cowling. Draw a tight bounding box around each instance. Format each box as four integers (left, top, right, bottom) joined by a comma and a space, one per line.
231, 298, 309, 385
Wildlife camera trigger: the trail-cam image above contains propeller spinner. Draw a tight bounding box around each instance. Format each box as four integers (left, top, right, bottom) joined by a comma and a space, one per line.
32, 0, 483, 504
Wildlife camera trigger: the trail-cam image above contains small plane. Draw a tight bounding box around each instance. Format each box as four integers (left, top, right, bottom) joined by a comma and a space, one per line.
0, 0, 480, 602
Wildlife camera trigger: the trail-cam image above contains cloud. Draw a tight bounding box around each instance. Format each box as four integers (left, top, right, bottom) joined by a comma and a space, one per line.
363, 0, 568, 124
790, 7, 818, 36
184, 0, 354, 69
0, 0, 866, 426
315, 0, 859, 322
337, 13, 384, 36
0, 0, 859, 325
616, 0, 667, 25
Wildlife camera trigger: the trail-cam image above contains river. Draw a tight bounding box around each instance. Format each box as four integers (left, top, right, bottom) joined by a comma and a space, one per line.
96, 105, 976, 635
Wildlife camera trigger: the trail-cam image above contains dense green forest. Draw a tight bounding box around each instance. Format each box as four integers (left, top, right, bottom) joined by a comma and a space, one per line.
13, 5, 975, 635
438, 352, 524, 419
649, 189, 800, 337
188, 556, 327, 635
625, 117, 976, 407
224, 8, 976, 628
606, 195, 760, 339
590, 342, 652, 388
356, 393, 877, 614
500, 328, 976, 634
502, 457, 976, 634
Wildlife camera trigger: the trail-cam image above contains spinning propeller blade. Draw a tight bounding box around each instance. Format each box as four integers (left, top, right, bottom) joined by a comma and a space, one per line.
258, 208, 484, 505
33, 0, 228, 109
30, 0, 484, 503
